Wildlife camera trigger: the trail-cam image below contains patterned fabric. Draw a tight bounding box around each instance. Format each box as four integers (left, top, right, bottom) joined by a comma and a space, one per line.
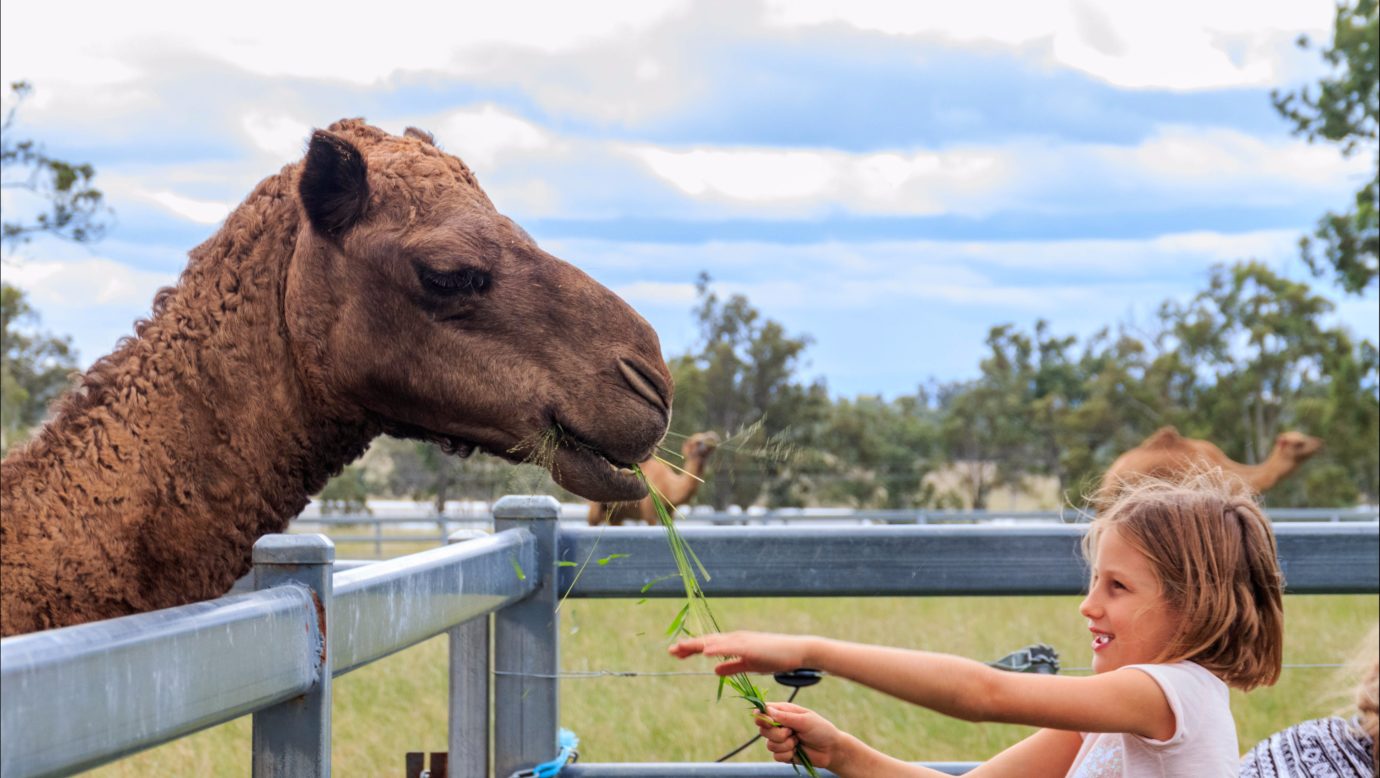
1239, 716, 1375, 778
1069, 735, 1125, 778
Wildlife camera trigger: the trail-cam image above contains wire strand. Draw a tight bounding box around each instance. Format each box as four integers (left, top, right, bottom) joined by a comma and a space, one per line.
491, 663, 1346, 680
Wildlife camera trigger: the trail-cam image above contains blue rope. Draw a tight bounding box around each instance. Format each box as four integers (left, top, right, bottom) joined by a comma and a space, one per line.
518, 728, 579, 778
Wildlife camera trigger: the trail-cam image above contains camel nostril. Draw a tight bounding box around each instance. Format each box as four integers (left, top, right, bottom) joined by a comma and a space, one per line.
617, 358, 669, 414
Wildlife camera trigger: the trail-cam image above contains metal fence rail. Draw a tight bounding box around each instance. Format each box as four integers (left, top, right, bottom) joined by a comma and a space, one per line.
1, 497, 1376, 777
291, 506, 1380, 556
558, 522, 1380, 597
0, 586, 322, 778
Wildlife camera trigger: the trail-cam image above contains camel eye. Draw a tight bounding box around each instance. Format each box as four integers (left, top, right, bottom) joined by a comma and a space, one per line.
417, 266, 490, 296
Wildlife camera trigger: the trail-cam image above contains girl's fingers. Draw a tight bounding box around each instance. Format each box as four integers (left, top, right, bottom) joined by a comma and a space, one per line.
714, 658, 751, 675
765, 707, 807, 728
667, 638, 704, 657
759, 723, 792, 742
766, 736, 796, 754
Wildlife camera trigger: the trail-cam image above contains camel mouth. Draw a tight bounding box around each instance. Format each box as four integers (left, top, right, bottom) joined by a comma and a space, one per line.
493, 424, 648, 503
548, 438, 648, 503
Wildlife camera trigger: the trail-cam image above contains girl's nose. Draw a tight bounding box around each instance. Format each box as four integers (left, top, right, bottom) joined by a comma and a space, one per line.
1079, 591, 1099, 619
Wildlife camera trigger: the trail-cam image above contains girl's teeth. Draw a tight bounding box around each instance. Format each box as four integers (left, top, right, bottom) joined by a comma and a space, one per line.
1092, 634, 1112, 650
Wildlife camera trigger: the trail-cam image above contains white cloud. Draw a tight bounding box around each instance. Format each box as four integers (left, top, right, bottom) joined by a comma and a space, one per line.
623, 143, 1012, 215
614, 280, 698, 305
137, 190, 235, 225
628, 146, 836, 202
242, 112, 311, 164
435, 105, 554, 168
764, 0, 1334, 90
617, 126, 1363, 217
2, 257, 175, 308
2, 1, 690, 87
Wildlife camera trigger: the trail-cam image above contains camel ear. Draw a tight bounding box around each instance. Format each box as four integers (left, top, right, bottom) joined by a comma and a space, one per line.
300, 130, 369, 240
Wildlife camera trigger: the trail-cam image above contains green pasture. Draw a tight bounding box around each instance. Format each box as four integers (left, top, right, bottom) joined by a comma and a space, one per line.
88, 592, 1378, 776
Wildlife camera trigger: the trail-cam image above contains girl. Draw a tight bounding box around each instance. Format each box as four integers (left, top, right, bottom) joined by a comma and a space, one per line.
671, 472, 1285, 777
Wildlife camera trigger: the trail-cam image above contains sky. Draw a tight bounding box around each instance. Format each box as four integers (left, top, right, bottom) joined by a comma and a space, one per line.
2, 0, 1376, 399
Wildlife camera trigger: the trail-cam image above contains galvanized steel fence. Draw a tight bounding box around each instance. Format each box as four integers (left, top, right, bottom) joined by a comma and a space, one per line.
2, 496, 1377, 777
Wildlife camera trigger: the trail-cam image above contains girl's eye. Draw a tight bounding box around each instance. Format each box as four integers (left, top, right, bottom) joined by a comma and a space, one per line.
418, 266, 490, 295
1111, 580, 1126, 591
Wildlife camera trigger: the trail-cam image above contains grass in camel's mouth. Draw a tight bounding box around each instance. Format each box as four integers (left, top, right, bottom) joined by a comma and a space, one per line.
511, 425, 639, 474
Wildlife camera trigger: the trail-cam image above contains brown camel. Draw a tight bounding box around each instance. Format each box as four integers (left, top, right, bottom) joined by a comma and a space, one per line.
589, 431, 720, 525
0, 119, 673, 636
1101, 426, 1323, 498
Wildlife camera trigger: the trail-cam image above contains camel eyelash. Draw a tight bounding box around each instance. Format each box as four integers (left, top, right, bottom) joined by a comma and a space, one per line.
417, 265, 491, 295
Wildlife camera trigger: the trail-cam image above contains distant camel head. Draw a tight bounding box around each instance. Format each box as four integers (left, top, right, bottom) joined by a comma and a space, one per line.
288, 120, 672, 502
683, 431, 721, 460
1274, 431, 1323, 463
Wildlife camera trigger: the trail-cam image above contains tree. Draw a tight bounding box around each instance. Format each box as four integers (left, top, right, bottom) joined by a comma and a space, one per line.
671, 273, 829, 509
370, 437, 568, 513
811, 394, 941, 509
1, 82, 113, 454
1055, 327, 1167, 501
1, 283, 78, 454
315, 463, 373, 515
1156, 261, 1377, 506
1272, 0, 1379, 293
932, 324, 1072, 509
2, 82, 112, 250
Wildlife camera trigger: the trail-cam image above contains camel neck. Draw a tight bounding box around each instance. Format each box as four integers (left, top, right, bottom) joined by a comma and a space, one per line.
660, 452, 710, 505
1235, 448, 1295, 491
5, 173, 374, 549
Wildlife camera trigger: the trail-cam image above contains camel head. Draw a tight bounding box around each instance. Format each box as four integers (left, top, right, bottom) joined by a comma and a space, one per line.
284, 120, 671, 502
682, 431, 721, 461
1273, 431, 1323, 464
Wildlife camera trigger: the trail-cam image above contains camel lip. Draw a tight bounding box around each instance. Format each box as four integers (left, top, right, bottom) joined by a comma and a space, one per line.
538, 422, 650, 502
549, 442, 648, 502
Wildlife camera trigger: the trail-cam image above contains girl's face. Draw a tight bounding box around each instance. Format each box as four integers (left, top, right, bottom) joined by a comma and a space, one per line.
1079, 525, 1178, 674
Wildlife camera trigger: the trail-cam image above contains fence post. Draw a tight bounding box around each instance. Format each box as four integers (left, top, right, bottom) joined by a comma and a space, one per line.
251, 534, 335, 778
492, 495, 560, 778
448, 529, 492, 778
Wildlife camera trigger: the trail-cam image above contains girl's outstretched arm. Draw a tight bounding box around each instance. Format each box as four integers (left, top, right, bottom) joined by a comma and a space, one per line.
671, 631, 1176, 740
758, 702, 1083, 778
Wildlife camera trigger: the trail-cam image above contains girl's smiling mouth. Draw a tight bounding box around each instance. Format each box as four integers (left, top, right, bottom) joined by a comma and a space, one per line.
1091, 631, 1114, 652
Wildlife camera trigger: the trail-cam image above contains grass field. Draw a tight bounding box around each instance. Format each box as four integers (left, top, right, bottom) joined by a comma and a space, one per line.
87, 591, 1378, 776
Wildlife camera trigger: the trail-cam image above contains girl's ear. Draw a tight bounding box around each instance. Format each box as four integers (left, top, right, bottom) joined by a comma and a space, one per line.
299, 130, 369, 240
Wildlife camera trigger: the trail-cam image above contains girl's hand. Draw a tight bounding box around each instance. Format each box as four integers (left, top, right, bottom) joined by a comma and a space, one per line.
668, 630, 811, 675
755, 702, 851, 770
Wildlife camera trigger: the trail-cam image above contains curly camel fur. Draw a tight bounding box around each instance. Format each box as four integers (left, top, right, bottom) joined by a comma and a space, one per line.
1101, 426, 1323, 499
0, 119, 674, 636
588, 432, 720, 525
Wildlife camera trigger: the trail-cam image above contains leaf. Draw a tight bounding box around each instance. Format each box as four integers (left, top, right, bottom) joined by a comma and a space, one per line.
509, 555, 526, 581
640, 574, 678, 593
665, 603, 690, 638
596, 553, 630, 566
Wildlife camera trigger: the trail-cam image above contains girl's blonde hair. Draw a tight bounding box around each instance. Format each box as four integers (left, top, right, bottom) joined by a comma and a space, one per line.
1351, 627, 1379, 769
1086, 469, 1284, 690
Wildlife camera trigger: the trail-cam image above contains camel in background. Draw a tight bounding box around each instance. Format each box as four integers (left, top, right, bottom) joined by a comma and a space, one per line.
590, 432, 720, 525
1101, 426, 1323, 499
1, 119, 672, 636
